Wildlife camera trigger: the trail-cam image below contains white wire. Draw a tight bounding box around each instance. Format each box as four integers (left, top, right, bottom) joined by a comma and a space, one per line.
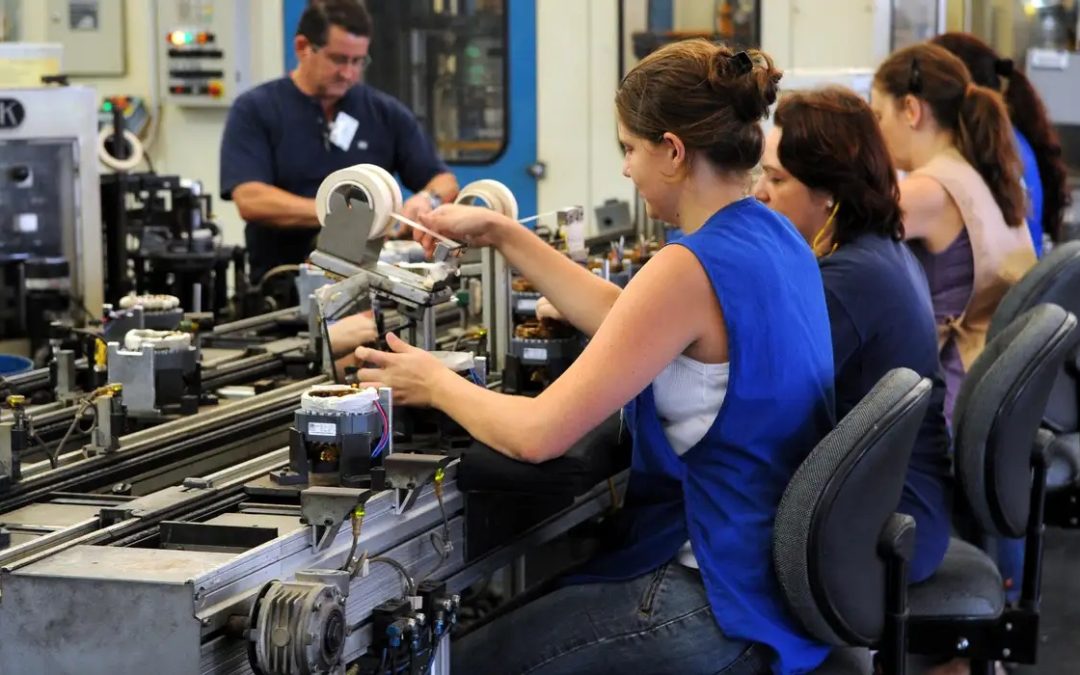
517, 210, 561, 225
388, 212, 463, 247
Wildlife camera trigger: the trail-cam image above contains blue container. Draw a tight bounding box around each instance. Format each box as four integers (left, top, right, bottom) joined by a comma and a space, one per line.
0, 354, 33, 376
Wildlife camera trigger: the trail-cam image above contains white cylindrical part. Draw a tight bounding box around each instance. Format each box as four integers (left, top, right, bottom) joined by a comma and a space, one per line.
430, 350, 476, 373
315, 164, 403, 240
455, 179, 519, 220
123, 329, 191, 351
117, 294, 181, 311
97, 127, 145, 172
300, 384, 380, 414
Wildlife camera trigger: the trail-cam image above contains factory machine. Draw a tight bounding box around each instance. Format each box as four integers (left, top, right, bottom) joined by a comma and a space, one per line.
100, 169, 248, 320
502, 209, 587, 396
0, 86, 104, 360
0, 167, 628, 675
0, 288, 325, 480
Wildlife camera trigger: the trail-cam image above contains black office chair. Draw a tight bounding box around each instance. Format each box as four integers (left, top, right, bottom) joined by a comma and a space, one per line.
906, 304, 1079, 673
987, 241, 1080, 517
774, 368, 933, 675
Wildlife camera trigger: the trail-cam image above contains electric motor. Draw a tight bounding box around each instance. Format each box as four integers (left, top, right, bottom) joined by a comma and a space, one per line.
248, 580, 348, 675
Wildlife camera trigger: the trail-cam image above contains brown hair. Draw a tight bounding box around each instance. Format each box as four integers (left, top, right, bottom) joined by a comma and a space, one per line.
616, 39, 782, 173
874, 43, 1026, 227
932, 32, 1071, 242
774, 87, 904, 245
298, 0, 373, 43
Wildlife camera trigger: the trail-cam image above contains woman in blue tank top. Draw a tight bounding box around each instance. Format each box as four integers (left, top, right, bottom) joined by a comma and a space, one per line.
356, 40, 836, 674
754, 87, 952, 584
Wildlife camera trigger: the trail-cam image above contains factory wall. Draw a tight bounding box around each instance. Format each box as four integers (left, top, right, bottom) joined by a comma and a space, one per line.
534, 0, 893, 226
535, 0, 634, 227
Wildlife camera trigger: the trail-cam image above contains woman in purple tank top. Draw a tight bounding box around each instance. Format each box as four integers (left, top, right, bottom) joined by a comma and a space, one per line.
871, 43, 1034, 424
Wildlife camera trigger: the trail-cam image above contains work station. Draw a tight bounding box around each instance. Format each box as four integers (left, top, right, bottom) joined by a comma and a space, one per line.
2, 1, 1080, 673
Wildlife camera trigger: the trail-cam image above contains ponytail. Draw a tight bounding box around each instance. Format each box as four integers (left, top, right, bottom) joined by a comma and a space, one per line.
931, 32, 1072, 242
956, 83, 1027, 227
1005, 69, 1071, 241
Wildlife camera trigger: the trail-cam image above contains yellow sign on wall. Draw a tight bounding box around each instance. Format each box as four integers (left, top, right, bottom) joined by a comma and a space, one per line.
0, 57, 61, 86
0, 43, 63, 88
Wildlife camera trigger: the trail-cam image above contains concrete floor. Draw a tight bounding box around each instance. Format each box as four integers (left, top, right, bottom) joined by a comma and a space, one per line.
1015, 525, 1080, 674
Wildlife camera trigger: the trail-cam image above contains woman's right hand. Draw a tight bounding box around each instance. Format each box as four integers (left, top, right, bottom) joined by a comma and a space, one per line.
416, 204, 506, 258
535, 297, 567, 323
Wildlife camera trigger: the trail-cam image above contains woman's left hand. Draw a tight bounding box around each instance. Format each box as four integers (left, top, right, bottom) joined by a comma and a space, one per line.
353, 333, 452, 407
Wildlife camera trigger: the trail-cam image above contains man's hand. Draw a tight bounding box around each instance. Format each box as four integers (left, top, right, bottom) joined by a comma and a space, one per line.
389, 191, 435, 238
402, 191, 436, 220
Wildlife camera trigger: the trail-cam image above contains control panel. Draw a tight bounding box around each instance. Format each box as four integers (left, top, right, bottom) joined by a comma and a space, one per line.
155, 0, 253, 107
97, 96, 150, 136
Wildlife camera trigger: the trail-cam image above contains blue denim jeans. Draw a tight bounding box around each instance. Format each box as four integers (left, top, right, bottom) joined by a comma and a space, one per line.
451, 563, 771, 675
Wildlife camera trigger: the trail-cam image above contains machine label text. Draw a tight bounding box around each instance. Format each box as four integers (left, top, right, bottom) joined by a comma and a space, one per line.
0, 99, 26, 129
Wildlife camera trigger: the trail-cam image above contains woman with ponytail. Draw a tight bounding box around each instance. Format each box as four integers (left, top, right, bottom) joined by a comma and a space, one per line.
933, 31, 1071, 255
872, 42, 1036, 424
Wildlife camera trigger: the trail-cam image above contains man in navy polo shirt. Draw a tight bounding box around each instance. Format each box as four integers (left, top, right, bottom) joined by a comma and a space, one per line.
220, 0, 458, 283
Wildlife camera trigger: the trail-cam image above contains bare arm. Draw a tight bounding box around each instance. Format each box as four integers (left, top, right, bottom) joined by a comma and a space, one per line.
231, 181, 320, 228
899, 174, 962, 248
421, 245, 719, 462
418, 206, 622, 336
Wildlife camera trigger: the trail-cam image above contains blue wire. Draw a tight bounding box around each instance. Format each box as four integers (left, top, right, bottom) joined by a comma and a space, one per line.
468, 369, 481, 385
371, 400, 390, 457
372, 434, 388, 458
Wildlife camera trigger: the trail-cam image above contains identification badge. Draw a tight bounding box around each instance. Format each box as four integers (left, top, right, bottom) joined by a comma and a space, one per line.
328, 111, 359, 151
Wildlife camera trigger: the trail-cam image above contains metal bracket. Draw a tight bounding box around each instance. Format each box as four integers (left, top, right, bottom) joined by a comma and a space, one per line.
296, 568, 352, 599
99, 506, 135, 527
182, 476, 215, 490
53, 349, 80, 401
0, 422, 14, 487
85, 390, 124, 455
313, 273, 374, 325
908, 608, 1040, 664
383, 454, 452, 514
300, 486, 373, 551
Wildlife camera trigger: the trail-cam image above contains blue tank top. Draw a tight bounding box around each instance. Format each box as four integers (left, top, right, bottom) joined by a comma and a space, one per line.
573, 199, 836, 673
1014, 127, 1044, 256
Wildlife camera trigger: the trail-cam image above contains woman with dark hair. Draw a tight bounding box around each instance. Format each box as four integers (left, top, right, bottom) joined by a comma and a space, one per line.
933, 31, 1072, 255
754, 86, 951, 583
872, 43, 1036, 424
355, 38, 837, 674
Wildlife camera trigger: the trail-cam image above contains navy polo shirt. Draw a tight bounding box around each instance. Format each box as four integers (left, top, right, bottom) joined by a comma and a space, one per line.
821, 232, 952, 583
220, 77, 449, 281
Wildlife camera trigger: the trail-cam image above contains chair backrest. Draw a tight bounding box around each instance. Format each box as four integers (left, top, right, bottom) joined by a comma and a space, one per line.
954, 304, 1079, 538
988, 241, 1080, 433
774, 368, 931, 647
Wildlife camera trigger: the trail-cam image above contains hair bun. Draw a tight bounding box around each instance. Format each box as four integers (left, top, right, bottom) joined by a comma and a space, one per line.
708, 48, 781, 123
994, 57, 1014, 77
